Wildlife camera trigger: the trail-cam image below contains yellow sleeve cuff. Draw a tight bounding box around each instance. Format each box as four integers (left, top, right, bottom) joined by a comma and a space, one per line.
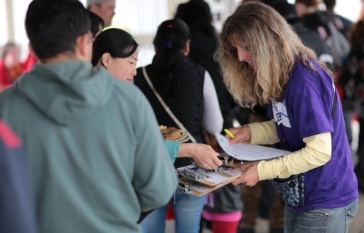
257, 132, 332, 180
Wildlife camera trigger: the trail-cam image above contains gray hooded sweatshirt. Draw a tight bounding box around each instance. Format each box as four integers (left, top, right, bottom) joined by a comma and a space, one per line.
0, 61, 177, 233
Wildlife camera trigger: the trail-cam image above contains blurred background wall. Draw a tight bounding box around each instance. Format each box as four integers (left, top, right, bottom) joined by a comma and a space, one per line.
1, 0, 362, 67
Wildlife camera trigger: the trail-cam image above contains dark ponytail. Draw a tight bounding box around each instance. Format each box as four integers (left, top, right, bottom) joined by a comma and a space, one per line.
151, 19, 190, 102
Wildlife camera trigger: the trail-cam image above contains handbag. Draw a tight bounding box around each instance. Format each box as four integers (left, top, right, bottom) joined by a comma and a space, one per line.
272, 174, 305, 207
142, 66, 197, 143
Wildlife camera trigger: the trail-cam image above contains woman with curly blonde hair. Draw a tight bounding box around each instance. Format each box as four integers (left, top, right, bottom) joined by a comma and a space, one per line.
218, 1, 316, 108
218, 2, 358, 233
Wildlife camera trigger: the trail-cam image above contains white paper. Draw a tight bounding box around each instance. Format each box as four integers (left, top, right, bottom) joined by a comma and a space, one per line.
215, 133, 291, 161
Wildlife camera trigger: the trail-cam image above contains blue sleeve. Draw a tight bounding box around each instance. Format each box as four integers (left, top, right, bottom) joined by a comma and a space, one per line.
0, 122, 37, 233
164, 140, 180, 163
132, 89, 177, 212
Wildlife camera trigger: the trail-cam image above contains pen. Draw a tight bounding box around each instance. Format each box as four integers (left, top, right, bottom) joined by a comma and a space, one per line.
224, 128, 235, 138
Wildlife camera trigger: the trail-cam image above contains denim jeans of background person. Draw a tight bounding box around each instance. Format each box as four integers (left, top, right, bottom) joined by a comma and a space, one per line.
284, 199, 358, 233
141, 193, 206, 233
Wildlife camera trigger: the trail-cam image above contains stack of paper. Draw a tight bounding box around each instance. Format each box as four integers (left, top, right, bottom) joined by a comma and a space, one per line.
176, 134, 292, 196
176, 165, 242, 196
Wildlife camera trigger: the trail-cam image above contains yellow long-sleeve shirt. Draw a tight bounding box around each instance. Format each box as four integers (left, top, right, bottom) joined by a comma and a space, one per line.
248, 120, 332, 180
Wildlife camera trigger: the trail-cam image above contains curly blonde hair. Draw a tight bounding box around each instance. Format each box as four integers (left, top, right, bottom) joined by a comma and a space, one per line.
216, 1, 317, 108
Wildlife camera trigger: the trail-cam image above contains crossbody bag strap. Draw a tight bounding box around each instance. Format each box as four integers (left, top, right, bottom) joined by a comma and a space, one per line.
142, 66, 197, 143
331, 88, 338, 118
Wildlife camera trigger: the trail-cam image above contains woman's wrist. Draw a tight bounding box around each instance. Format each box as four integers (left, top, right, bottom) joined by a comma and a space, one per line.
178, 143, 194, 158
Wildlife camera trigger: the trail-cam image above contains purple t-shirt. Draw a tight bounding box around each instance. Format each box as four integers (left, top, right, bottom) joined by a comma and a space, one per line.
268, 59, 358, 212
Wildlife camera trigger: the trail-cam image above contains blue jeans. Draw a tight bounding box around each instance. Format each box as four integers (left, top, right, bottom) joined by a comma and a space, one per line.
141, 193, 206, 233
284, 199, 358, 233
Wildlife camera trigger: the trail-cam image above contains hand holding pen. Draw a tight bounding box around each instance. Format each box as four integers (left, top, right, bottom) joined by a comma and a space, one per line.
224, 125, 251, 144
224, 127, 259, 186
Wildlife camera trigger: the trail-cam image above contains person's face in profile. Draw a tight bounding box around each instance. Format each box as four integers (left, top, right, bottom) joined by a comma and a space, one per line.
231, 38, 254, 69
92, 0, 115, 27
103, 50, 139, 83
3, 45, 21, 68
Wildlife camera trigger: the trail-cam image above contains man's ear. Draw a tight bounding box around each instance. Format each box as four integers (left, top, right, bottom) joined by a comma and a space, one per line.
88, 4, 98, 13
27, 43, 37, 58
76, 33, 92, 59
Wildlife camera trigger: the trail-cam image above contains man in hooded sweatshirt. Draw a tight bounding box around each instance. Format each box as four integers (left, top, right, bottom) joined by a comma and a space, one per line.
0, 0, 177, 233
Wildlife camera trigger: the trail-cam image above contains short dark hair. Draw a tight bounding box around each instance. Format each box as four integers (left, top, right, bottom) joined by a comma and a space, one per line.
323, 0, 336, 10
25, 0, 91, 60
174, 0, 215, 37
91, 28, 138, 66
263, 1, 298, 23
88, 10, 105, 39
151, 19, 190, 101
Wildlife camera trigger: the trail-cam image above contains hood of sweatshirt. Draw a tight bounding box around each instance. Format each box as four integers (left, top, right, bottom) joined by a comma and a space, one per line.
15, 61, 113, 126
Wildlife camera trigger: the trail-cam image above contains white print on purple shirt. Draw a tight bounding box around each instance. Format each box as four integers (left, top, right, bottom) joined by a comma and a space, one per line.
272, 100, 291, 128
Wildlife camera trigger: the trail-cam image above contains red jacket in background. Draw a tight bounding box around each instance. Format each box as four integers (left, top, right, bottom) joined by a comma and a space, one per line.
0, 52, 37, 90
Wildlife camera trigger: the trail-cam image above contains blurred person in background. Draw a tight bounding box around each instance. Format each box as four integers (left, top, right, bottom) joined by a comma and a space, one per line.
88, 10, 105, 41
134, 18, 223, 233
175, 2, 242, 232
262, 0, 334, 70
87, 0, 115, 27
295, 0, 350, 69
175, 0, 236, 131
322, 0, 352, 39
321, 0, 354, 147
294, 0, 331, 40
0, 42, 37, 91
339, 17, 364, 193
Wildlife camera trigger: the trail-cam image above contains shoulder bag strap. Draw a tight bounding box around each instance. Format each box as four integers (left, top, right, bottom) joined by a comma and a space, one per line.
142, 66, 197, 143
331, 87, 338, 118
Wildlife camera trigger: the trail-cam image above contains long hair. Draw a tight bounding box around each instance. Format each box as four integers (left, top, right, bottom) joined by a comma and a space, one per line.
216, 1, 316, 108
152, 19, 190, 102
88, 10, 104, 39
